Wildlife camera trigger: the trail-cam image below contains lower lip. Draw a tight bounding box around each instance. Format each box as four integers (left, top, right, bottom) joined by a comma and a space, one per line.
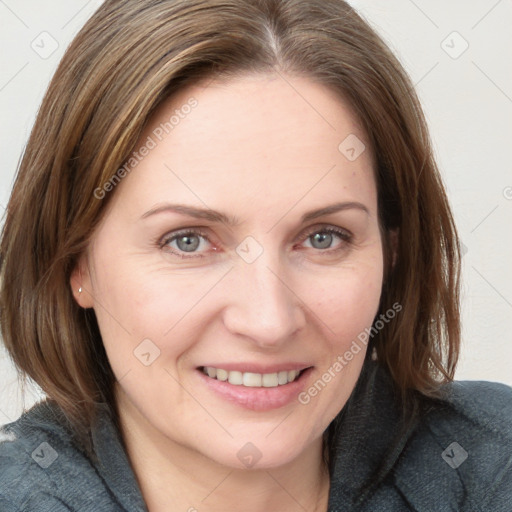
196, 367, 313, 411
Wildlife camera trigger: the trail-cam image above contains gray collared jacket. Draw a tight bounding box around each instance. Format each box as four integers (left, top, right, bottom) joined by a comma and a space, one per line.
1, 360, 511, 511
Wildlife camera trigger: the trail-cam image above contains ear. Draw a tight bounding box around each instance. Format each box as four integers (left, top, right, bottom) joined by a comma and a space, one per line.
70, 255, 94, 309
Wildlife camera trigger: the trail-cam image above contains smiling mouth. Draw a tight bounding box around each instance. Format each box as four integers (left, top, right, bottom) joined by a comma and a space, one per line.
199, 366, 309, 387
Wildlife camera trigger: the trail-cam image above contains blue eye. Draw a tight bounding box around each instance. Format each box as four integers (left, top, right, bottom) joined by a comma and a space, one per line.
159, 229, 212, 259
172, 233, 202, 252
303, 227, 351, 250
157, 225, 352, 259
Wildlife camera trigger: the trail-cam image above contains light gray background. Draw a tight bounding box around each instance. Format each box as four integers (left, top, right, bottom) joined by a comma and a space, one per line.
1, 0, 511, 426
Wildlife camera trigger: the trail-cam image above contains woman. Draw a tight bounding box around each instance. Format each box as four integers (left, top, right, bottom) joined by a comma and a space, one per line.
0, 0, 510, 510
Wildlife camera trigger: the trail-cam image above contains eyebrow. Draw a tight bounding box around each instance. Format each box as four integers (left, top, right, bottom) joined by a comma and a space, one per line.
140, 201, 369, 225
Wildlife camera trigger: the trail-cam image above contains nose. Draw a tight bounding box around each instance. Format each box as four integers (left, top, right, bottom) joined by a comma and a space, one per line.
221, 250, 306, 349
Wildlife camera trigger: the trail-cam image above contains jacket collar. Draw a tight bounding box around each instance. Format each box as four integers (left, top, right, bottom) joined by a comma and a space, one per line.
92, 404, 149, 512
327, 359, 421, 509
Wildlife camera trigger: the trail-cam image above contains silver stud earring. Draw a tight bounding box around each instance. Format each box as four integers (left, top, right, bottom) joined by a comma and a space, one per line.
78, 287, 83, 294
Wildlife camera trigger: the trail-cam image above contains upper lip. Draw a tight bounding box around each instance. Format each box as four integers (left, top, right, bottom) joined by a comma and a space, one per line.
198, 363, 312, 374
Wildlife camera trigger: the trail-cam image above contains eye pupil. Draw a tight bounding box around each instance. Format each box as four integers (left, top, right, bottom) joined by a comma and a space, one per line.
177, 235, 200, 252
311, 232, 333, 249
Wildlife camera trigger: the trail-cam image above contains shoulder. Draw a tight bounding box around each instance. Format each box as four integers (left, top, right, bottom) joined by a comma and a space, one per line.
0, 400, 115, 511
441, 378, 512, 429
424, 379, 512, 447
423, 379, 512, 453
393, 379, 512, 511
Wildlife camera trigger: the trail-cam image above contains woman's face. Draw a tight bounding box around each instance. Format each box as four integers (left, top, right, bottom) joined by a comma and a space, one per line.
74, 73, 384, 469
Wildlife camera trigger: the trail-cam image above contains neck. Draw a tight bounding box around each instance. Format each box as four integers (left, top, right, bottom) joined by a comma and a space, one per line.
115, 389, 330, 512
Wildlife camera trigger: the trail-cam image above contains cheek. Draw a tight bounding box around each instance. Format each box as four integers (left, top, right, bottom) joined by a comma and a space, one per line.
297, 260, 383, 430
306, 254, 381, 361
312, 256, 383, 346
89, 253, 226, 368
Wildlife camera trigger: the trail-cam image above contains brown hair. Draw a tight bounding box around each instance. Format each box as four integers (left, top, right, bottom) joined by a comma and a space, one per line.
0, 0, 460, 454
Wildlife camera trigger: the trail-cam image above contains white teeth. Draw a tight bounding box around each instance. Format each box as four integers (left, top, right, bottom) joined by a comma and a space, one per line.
216, 368, 228, 381
262, 373, 279, 387
243, 372, 262, 387
278, 371, 288, 385
228, 371, 243, 385
288, 370, 298, 381
202, 367, 303, 387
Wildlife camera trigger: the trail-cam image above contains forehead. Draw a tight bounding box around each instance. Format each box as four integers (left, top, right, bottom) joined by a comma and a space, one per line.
110, 73, 377, 222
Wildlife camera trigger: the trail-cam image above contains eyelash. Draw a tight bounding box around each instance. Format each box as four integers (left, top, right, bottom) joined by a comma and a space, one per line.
156, 225, 353, 260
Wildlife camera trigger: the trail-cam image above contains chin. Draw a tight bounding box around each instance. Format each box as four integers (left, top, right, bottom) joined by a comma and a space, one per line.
195, 429, 319, 471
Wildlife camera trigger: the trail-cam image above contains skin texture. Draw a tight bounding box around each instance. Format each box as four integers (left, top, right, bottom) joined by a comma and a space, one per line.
71, 73, 384, 511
